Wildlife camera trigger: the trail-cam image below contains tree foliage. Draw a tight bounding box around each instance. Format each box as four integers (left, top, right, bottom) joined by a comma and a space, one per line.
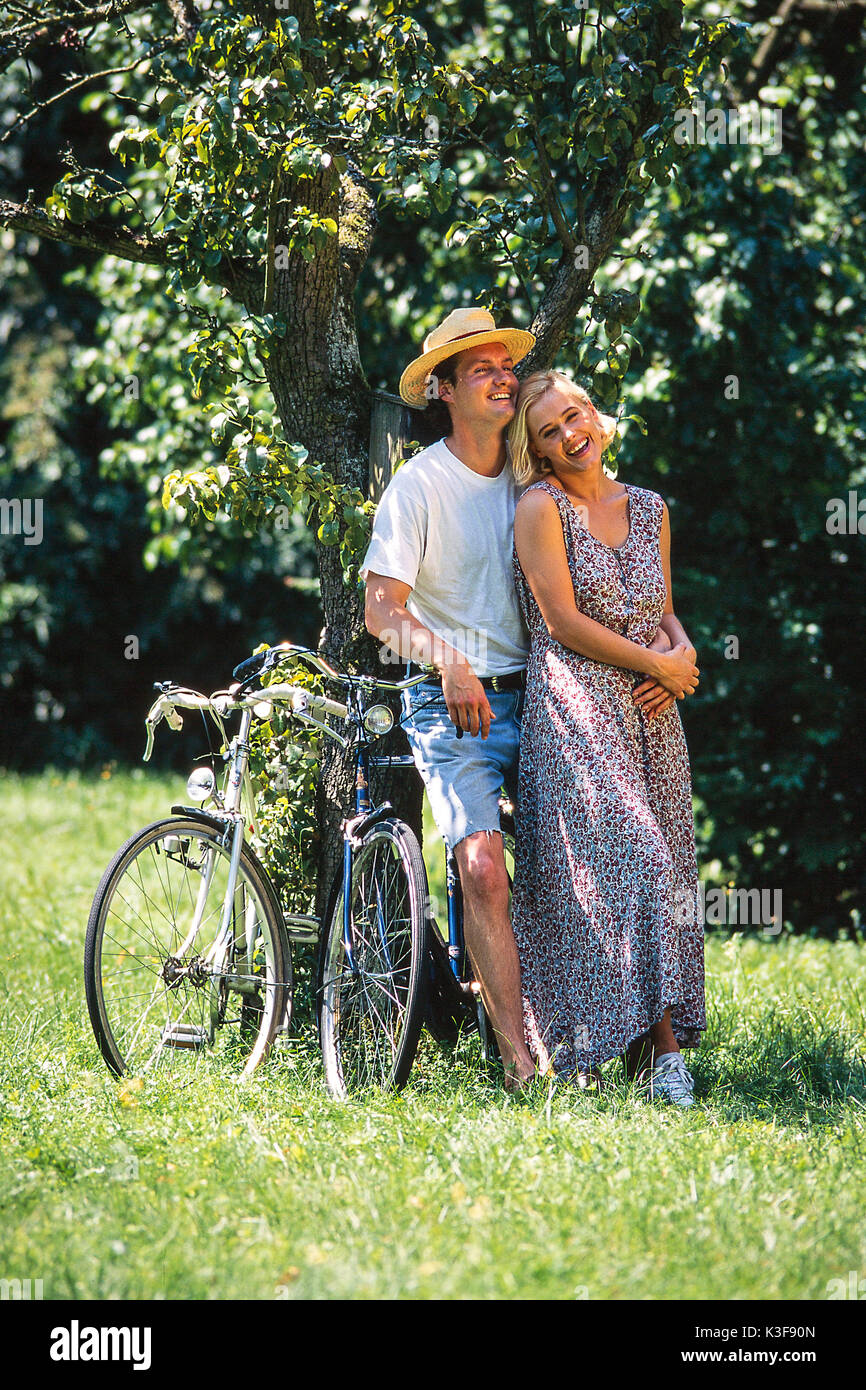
1, 1, 863, 931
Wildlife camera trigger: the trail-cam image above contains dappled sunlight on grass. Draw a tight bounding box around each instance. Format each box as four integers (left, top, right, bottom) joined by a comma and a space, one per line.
1, 771, 864, 1299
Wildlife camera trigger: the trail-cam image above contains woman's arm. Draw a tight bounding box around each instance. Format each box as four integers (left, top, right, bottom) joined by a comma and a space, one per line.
514, 491, 699, 697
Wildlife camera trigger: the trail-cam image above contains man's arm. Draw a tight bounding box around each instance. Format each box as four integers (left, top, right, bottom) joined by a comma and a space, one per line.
364, 573, 495, 738
632, 501, 699, 718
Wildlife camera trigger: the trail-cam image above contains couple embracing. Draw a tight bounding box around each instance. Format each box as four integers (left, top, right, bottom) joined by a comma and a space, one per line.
362, 308, 706, 1105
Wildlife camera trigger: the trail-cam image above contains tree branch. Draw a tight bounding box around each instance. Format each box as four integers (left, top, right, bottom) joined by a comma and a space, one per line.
0, 194, 254, 297
739, 0, 800, 101
337, 160, 377, 284
0, 0, 153, 74
522, 2, 685, 372
166, 0, 200, 45
0, 52, 164, 145
522, 0, 576, 256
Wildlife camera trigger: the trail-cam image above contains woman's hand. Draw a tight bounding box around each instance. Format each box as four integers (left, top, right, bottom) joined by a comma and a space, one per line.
652, 643, 700, 699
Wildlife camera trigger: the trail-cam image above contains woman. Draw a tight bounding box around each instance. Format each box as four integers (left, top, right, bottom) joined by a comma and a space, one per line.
508, 370, 705, 1105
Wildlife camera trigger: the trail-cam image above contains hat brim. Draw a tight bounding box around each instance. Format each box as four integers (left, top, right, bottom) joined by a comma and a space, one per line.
399, 328, 537, 408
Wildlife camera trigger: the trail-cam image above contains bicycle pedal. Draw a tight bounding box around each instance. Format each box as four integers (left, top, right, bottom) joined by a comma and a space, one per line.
160, 1022, 209, 1049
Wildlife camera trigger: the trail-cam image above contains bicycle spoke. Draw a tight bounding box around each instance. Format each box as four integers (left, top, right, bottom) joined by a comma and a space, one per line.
320, 823, 426, 1097
87, 821, 288, 1076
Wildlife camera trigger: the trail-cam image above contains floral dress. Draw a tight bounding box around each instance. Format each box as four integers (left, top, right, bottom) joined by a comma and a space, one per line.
511, 480, 705, 1075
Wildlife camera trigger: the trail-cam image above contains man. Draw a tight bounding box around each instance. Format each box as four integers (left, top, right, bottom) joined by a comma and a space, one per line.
361, 307, 538, 1090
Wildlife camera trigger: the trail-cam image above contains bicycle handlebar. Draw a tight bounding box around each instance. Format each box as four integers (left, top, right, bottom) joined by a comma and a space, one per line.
142, 649, 432, 761
233, 641, 427, 694
143, 682, 348, 760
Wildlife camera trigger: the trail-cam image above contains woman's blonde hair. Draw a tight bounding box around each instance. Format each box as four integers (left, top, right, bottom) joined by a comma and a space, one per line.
508, 370, 618, 486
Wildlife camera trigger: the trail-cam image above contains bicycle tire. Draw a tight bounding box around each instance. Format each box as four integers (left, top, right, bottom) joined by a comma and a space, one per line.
318, 818, 428, 1098
84, 817, 291, 1077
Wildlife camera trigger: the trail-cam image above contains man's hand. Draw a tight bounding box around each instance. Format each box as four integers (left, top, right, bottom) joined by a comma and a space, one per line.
633, 629, 698, 720
651, 643, 700, 700
441, 660, 495, 738
633, 626, 673, 720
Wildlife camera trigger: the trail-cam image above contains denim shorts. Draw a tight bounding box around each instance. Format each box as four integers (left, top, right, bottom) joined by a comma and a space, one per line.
400, 680, 523, 852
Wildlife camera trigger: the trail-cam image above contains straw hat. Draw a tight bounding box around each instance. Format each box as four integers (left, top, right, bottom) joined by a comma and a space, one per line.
398, 307, 536, 408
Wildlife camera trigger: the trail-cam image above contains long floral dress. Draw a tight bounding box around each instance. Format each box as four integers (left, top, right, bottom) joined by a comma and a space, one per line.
511, 479, 705, 1075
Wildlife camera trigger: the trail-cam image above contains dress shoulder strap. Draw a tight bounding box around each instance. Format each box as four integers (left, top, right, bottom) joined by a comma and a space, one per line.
625, 484, 664, 541
521, 479, 571, 508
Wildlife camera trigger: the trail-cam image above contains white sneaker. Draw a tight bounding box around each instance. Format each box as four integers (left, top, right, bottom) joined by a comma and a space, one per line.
648, 1051, 695, 1108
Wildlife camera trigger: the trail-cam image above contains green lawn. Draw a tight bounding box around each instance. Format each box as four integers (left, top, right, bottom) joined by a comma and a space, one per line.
1, 769, 864, 1300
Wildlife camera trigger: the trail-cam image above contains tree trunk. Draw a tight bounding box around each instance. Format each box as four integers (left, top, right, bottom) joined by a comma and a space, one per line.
240, 214, 424, 912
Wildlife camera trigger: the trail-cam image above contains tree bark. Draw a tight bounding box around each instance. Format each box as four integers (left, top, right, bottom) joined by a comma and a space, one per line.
245, 142, 423, 912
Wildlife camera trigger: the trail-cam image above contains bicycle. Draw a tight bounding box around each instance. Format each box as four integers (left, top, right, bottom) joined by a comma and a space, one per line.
84, 640, 513, 1095
83, 642, 430, 1084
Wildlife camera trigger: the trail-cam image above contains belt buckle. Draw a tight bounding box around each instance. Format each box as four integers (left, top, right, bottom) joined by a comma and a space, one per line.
491, 675, 503, 693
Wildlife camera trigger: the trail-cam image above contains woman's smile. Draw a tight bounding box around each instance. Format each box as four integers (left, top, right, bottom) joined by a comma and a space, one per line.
564, 435, 592, 460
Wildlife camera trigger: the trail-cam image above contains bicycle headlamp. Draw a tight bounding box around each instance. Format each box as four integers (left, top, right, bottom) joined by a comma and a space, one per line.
363, 704, 394, 736
186, 767, 216, 802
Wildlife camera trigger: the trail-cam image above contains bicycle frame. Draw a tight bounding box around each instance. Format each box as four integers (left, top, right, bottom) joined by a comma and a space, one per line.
445, 849, 466, 982
144, 644, 428, 968
158, 706, 266, 1004
341, 743, 373, 975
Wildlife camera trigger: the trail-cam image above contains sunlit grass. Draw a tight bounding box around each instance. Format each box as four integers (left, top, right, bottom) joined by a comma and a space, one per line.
0, 769, 864, 1299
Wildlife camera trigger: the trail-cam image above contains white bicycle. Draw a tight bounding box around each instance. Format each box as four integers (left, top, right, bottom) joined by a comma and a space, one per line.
83, 642, 428, 1084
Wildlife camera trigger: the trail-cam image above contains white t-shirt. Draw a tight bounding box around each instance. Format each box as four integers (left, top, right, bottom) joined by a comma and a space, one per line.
360, 438, 529, 677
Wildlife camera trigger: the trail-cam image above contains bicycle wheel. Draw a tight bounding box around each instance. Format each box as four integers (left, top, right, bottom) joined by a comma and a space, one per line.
84, 817, 291, 1077
318, 818, 428, 1098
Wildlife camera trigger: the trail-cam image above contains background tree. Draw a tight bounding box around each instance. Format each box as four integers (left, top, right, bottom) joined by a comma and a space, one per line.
0, 6, 321, 769
2, 0, 733, 907
616, 0, 866, 932
1, 1, 863, 932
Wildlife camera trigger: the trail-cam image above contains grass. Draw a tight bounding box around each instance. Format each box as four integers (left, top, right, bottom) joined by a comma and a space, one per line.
0, 767, 864, 1300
